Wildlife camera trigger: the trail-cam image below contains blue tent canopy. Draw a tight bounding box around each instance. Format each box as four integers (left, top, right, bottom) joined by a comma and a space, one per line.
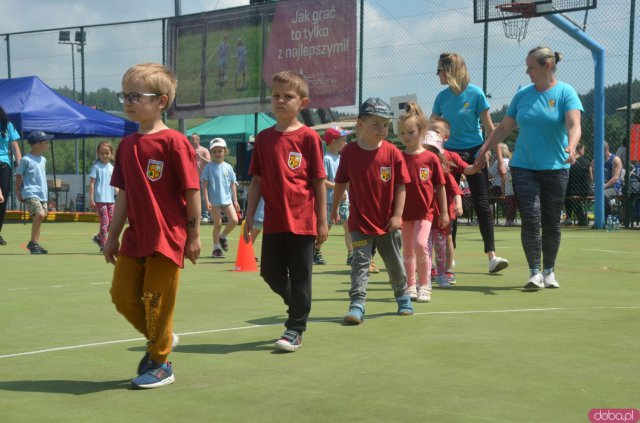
0, 75, 138, 138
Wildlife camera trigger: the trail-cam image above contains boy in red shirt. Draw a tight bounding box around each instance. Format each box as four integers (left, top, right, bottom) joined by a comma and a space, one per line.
331, 98, 413, 324
244, 71, 327, 352
104, 63, 201, 389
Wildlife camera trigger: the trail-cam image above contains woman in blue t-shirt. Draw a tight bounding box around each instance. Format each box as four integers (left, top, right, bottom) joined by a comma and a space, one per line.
0, 105, 23, 245
431, 52, 509, 275
475, 46, 583, 292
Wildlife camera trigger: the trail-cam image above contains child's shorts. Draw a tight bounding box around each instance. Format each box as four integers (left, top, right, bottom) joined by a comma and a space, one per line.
24, 197, 48, 215
328, 200, 349, 225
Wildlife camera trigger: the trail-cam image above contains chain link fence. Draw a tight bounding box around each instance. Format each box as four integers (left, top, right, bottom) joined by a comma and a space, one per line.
1, 1, 638, 223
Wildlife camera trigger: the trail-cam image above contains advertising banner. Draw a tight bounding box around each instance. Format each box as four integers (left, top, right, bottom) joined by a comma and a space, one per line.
167, 0, 356, 118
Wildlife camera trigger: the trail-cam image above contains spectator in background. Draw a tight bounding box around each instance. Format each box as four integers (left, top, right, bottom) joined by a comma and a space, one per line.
0, 105, 23, 246
594, 141, 623, 219
190, 133, 211, 223
564, 143, 592, 226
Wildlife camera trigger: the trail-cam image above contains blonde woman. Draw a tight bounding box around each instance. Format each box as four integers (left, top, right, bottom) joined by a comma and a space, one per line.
476, 46, 583, 290
431, 53, 509, 274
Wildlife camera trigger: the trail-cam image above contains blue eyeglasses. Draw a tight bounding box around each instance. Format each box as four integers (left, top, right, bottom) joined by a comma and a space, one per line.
117, 92, 158, 104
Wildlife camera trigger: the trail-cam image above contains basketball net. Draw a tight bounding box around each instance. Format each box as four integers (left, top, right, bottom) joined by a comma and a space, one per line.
496, 2, 536, 44
502, 17, 530, 44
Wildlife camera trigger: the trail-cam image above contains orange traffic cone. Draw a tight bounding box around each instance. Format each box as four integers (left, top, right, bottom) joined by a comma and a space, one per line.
234, 221, 258, 272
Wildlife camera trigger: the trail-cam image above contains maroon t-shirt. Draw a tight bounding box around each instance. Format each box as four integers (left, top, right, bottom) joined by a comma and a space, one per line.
402, 150, 446, 222
335, 141, 410, 235
249, 125, 325, 235
111, 129, 200, 267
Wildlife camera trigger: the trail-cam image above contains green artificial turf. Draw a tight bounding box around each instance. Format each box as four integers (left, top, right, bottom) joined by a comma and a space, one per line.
0, 221, 638, 422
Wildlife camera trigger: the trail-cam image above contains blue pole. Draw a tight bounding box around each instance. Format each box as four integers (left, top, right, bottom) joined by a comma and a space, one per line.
544, 13, 606, 229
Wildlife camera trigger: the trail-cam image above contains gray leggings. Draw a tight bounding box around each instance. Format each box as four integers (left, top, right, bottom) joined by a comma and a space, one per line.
511, 167, 569, 272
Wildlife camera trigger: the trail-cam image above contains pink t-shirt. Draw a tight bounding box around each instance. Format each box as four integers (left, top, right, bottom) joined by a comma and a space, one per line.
111, 129, 200, 267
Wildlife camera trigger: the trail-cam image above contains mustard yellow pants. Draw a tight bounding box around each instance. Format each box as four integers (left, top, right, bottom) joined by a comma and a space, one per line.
110, 253, 180, 364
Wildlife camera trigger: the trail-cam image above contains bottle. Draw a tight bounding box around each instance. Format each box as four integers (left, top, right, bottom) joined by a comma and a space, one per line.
613, 216, 620, 231
606, 215, 613, 232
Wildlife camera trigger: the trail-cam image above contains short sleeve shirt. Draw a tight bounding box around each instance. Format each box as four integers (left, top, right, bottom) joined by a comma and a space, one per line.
201, 161, 236, 206
0, 122, 20, 167
89, 161, 116, 203
433, 84, 490, 151
507, 81, 583, 170
402, 150, 446, 222
249, 125, 326, 235
324, 152, 340, 205
111, 129, 200, 267
335, 141, 411, 235
16, 153, 47, 201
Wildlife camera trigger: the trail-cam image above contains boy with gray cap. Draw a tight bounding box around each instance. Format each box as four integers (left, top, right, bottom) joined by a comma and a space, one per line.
15, 130, 53, 254
331, 98, 413, 324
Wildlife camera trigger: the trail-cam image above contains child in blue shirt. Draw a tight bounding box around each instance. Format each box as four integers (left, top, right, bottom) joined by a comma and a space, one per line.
15, 131, 52, 254
202, 137, 240, 258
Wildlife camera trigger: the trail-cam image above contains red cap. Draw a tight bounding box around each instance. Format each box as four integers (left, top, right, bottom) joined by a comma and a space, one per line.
323, 126, 353, 145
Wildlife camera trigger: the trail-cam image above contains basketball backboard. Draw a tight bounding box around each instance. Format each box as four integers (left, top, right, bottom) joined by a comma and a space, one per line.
474, 0, 597, 23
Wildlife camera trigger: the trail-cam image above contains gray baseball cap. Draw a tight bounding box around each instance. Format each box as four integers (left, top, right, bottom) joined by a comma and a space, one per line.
358, 97, 393, 119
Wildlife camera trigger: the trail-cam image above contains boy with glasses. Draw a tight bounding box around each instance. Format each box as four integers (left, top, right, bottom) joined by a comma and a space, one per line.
105, 63, 201, 389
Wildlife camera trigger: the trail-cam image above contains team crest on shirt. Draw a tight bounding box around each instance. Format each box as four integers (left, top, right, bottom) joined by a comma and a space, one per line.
463, 102, 470, 109
288, 152, 302, 170
146, 159, 164, 181
548, 99, 556, 108
419, 167, 430, 181
380, 167, 391, 182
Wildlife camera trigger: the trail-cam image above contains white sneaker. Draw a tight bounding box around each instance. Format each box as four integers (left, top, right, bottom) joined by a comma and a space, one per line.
523, 272, 544, 291
417, 285, 431, 303
543, 272, 560, 288
435, 275, 452, 289
489, 256, 509, 273
172, 333, 180, 348
406, 285, 417, 300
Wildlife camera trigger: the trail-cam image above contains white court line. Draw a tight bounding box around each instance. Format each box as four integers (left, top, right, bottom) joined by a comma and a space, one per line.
588, 248, 640, 255
1, 305, 638, 360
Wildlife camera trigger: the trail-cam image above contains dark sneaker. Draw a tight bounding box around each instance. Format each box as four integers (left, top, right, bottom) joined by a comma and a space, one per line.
219, 237, 229, 252
27, 241, 48, 254
212, 248, 225, 258
274, 329, 302, 352
313, 250, 326, 265
346, 251, 353, 265
0, 235, 7, 245
137, 352, 151, 376
92, 235, 101, 247
137, 333, 179, 375
131, 362, 175, 389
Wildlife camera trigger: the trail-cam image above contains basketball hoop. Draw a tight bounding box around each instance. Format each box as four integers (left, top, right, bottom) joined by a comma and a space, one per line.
496, 2, 537, 43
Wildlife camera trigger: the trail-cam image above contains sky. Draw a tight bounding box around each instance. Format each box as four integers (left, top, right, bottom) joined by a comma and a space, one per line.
1, 0, 637, 117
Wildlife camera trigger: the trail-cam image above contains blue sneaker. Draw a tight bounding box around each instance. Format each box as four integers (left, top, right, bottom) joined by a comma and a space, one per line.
131, 361, 175, 389
274, 329, 302, 352
137, 333, 180, 375
137, 352, 151, 375
343, 304, 364, 325
396, 294, 414, 316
